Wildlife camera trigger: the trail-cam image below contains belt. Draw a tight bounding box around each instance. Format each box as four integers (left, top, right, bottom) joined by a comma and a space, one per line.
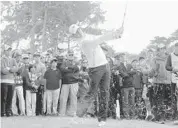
89, 63, 109, 70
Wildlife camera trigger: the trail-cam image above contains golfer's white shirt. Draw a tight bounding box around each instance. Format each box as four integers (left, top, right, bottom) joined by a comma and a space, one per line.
80, 37, 108, 68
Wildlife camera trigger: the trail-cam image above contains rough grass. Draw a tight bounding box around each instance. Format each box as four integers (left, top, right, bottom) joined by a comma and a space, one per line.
1, 116, 176, 128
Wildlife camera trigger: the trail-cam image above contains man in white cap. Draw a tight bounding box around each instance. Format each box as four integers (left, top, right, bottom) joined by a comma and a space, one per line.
1, 45, 18, 117
11, 50, 26, 116
69, 24, 123, 126
33, 52, 46, 115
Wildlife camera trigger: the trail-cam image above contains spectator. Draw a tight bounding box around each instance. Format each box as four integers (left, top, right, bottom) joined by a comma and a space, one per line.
33, 52, 46, 115
40, 54, 46, 64
21, 54, 30, 100
166, 42, 178, 120
1, 45, 18, 117
118, 53, 136, 119
139, 55, 155, 121
24, 65, 38, 116
78, 61, 92, 117
131, 59, 145, 119
78, 60, 90, 102
151, 44, 172, 122
132, 59, 143, 103
44, 58, 62, 115
27, 52, 34, 65
45, 49, 53, 69
59, 51, 80, 117
11, 51, 25, 116
113, 53, 124, 118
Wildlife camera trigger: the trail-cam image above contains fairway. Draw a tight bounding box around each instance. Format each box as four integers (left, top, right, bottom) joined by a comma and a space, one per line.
1, 117, 176, 128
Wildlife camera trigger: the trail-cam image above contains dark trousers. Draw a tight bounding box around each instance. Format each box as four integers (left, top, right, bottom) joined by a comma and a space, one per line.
147, 86, 155, 108
135, 88, 143, 103
85, 64, 110, 122
152, 84, 172, 121
121, 87, 135, 118
113, 74, 124, 117
36, 85, 45, 115
171, 83, 177, 119
108, 87, 116, 119
1, 83, 15, 116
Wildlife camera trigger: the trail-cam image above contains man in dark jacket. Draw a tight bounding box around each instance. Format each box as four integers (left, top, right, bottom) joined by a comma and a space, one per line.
59, 51, 80, 117
118, 53, 136, 119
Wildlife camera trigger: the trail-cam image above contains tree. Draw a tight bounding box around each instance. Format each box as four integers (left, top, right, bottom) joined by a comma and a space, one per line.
140, 28, 178, 55
169, 29, 178, 42
150, 36, 170, 47
1, 1, 105, 52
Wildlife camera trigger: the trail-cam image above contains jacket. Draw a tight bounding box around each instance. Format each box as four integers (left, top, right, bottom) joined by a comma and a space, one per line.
23, 70, 39, 92
60, 61, 80, 84
166, 53, 178, 83
133, 70, 143, 89
14, 62, 24, 86
152, 53, 171, 84
118, 62, 136, 88
1, 56, 18, 84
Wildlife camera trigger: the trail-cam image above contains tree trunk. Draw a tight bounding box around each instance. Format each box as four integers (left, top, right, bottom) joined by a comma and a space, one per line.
41, 7, 48, 52
15, 23, 20, 49
30, 1, 36, 53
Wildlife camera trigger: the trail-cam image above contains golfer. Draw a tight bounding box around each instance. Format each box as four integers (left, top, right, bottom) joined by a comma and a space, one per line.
69, 24, 124, 127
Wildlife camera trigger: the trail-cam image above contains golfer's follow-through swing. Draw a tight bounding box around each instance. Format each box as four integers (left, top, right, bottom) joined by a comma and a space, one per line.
68, 16, 124, 126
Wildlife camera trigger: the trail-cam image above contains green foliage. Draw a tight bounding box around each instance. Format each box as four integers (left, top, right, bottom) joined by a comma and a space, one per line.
140, 29, 178, 55
1, 1, 105, 51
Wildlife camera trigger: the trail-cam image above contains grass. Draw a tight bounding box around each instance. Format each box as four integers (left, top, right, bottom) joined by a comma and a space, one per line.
1, 116, 176, 128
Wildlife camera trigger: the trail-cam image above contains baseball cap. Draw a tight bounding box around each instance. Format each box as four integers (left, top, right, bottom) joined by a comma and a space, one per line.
69, 24, 80, 34
22, 54, 29, 59
50, 58, 58, 63
33, 52, 41, 57
47, 49, 53, 54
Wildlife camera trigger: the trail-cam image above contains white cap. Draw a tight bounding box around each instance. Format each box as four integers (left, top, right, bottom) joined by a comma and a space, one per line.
22, 54, 29, 59
69, 24, 79, 34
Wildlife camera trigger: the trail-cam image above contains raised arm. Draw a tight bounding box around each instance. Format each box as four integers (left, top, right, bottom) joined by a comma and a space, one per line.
83, 27, 124, 46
